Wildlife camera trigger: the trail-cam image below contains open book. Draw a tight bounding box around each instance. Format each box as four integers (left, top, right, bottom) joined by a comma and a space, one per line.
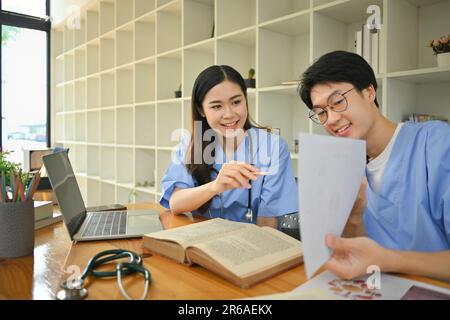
142, 218, 303, 288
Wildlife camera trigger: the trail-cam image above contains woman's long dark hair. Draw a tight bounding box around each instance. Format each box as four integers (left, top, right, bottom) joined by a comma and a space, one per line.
186, 65, 258, 213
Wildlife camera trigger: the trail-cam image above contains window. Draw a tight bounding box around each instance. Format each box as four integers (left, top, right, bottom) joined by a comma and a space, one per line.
0, 0, 50, 165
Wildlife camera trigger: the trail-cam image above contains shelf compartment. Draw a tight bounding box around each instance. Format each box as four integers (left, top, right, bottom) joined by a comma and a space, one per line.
258, 91, 310, 152
135, 13, 156, 60
157, 0, 173, 8
135, 148, 156, 190
100, 0, 115, 35
86, 110, 100, 143
117, 186, 133, 204
116, 24, 134, 67
183, 41, 214, 98
259, 0, 310, 23
135, 104, 156, 146
135, 0, 156, 18
63, 26, 74, 52
101, 109, 115, 144
87, 41, 100, 75
116, 66, 134, 105
55, 57, 64, 85
75, 80, 86, 111
54, 30, 64, 57
64, 114, 75, 141
87, 77, 100, 109
183, 0, 215, 46
216, 0, 256, 36
385, 77, 450, 123
135, 60, 156, 103
74, 144, 87, 174
75, 113, 86, 142
75, 49, 86, 79
116, 106, 134, 145
116, 147, 134, 184
101, 182, 116, 204
87, 145, 100, 176
55, 114, 64, 141
312, 0, 384, 65
386, 0, 450, 72
64, 53, 74, 82
217, 29, 257, 85
100, 34, 115, 71
259, 13, 310, 88
156, 102, 182, 147
74, 16, 86, 47
156, 1, 182, 54
101, 71, 115, 108
87, 6, 100, 42
182, 100, 191, 131
116, 0, 133, 27
156, 150, 172, 193
86, 179, 101, 207
55, 86, 64, 112
156, 52, 182, 100
247, 91, 256, 122
64, 84, 75, 111
100, 146, 116, 180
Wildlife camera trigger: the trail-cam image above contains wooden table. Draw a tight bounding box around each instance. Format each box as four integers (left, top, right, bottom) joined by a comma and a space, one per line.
1, 202, 449, 300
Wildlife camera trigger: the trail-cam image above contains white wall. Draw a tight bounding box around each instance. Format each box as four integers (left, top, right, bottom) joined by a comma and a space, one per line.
51, 0, 91, 25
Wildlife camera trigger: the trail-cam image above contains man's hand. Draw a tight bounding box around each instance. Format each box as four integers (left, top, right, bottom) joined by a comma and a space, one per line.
343, 177, 367, 237
324, 235, 388, 279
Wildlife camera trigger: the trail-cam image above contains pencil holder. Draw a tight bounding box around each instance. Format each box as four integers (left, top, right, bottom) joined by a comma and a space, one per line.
0, 200, 35, 258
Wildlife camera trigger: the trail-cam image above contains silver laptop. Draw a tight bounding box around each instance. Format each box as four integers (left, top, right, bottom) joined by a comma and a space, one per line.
43, 151, 163, 241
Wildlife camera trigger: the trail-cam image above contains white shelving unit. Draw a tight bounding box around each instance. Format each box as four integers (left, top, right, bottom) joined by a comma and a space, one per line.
52, 0, 450, 206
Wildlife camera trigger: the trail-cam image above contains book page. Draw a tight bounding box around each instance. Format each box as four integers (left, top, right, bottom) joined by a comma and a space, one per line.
144, 218, 249, 248
191, 226, 302, 277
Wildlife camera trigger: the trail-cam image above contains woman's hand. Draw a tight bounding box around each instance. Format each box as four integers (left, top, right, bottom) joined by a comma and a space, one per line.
324, 235, 389, 279
210, 161, 259, 194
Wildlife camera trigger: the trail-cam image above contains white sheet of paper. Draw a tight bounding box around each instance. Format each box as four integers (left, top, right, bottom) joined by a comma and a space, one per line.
298, 134, 366, 278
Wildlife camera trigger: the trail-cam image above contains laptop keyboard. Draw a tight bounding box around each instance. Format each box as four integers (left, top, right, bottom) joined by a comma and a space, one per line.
82, 211, 127, 237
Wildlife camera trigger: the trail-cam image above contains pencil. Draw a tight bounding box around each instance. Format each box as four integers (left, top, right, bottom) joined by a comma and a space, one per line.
1, 172, 8, 202
19, 178, 25, 202
26, 173, 36, 200
28, 172, 41, 200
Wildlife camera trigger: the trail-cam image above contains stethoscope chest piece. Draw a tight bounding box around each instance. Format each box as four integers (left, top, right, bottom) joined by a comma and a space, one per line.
56, 279, 88, 300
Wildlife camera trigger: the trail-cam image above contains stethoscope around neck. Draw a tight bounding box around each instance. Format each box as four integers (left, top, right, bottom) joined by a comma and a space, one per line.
208, 133, 255, 223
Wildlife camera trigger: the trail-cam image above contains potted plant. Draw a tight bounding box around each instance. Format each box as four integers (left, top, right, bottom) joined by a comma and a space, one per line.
174, 84, 182, 98
244, 68, 256, 88
428, 35, 450, 67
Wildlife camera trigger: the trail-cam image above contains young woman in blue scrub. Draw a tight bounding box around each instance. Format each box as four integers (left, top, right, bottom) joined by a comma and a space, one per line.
160, 65, 298, 227
300, 51, 450, 282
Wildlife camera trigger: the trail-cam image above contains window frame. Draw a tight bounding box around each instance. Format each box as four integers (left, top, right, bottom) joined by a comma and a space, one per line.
0, 0, 51, 148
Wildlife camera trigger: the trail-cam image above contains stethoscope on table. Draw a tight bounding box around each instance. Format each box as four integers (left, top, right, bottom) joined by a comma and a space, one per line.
208, 132, 256, 223
56, 249, 151, 300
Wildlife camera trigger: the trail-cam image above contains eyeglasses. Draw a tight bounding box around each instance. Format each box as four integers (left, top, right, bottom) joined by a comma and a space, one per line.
309, 88, 355, 125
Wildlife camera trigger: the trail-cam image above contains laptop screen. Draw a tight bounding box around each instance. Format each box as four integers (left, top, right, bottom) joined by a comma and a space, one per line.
42, 152, 86, 238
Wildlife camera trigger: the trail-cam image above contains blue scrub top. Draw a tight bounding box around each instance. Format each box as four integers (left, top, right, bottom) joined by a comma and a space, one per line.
159, 128, 299, 222
364, 121, 450, 252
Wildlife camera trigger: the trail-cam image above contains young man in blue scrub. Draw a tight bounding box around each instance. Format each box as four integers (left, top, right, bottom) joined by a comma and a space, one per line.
299, 51, 450, 282
160, 65, 298, 227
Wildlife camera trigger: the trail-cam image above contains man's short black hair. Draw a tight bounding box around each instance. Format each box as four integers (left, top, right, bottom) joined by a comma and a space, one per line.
299, 51, 379, 110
